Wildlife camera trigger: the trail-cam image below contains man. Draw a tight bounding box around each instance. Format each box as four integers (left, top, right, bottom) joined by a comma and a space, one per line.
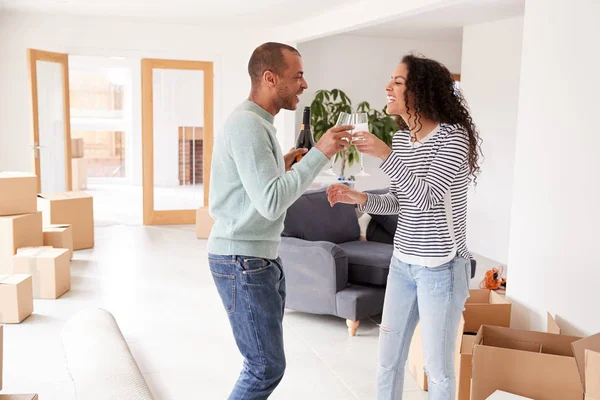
207, 42, 352, 399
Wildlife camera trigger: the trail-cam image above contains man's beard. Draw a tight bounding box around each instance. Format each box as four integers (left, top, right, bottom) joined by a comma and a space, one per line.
277, 85, 297, 110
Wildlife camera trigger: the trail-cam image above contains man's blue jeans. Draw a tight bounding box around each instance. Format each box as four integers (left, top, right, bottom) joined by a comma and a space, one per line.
209, 254, 287, 400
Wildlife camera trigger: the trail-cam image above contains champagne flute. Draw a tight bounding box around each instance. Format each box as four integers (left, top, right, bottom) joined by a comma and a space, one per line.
324, 112, 352, 176
352, 112, 371, 177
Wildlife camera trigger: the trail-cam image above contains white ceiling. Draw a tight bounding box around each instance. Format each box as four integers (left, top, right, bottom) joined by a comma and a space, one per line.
347, 0, 525, 41
0, 0, 361, 26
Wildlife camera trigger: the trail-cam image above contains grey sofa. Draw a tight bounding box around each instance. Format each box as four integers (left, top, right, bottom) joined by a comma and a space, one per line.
279, 187, 476, 336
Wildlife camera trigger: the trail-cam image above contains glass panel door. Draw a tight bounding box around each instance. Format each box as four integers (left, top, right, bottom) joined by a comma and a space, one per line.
28, 49, 72, 193
141, 58, 213, 225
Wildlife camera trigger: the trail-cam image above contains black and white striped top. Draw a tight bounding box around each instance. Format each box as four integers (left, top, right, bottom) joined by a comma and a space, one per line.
360, 123, 472, 267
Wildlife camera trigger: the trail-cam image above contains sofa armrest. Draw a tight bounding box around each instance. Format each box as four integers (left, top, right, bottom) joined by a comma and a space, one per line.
279, 237, 348, 316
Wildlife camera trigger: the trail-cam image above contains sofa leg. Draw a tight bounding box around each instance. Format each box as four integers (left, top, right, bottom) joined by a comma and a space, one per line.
346, 319, 360, 336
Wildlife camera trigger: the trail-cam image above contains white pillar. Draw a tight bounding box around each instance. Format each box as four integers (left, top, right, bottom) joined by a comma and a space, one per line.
506, 0, 600, 335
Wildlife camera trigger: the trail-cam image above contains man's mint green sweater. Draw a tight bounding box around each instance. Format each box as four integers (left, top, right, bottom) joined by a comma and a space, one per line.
207, 100, 329, 259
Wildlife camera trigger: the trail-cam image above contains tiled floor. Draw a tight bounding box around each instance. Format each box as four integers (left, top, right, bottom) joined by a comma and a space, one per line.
1, 223, 498, 399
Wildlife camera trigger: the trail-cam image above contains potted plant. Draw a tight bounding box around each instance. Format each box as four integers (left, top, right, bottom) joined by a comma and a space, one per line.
310, 89, 397, 178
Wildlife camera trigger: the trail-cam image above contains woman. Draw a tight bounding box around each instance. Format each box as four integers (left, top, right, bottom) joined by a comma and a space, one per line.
327, 54, 482, 400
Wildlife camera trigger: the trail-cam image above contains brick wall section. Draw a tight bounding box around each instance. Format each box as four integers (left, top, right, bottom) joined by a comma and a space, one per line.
178, 139, 203, 185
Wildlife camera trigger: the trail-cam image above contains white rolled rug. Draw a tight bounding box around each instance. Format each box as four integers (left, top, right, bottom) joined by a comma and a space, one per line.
61, 308, 154, 400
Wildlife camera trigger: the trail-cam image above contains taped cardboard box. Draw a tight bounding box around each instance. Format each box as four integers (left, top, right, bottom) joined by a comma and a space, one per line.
470, 325, 600, 400
14, 247, 70, 299
0, 172, 37, 217
37, 192, 94, 250
0, 395, 39, 400
0, 212, 43, 274
408, 289, 511, 394
0, 274, 33, 323
43, 224, 73, 259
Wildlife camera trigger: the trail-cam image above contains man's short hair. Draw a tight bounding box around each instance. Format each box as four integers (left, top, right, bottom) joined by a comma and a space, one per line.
248, 42, 301, 87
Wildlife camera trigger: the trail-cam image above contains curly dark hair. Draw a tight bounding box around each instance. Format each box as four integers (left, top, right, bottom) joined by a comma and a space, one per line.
398, 54, 483, 184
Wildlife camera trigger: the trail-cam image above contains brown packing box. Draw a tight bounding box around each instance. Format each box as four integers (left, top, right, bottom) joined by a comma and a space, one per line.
470, 325, 600, 400
14, 247, 70, 299
0, 274, 33, 323
463, 290, 511, 333
407, 317, 466, 393
457, 333, 478, 400
586, 350, 600, 400
43, 224, 73, 259
0, 212, 43, 274
37, 192, 94, 250
71, 137, 84, 158
196, 207, 214, 239
71, 158, 87, 191
0, 172, 38, 217
407, 289, 512, 394
0, 324, 3, 390
0, 395, 39, 400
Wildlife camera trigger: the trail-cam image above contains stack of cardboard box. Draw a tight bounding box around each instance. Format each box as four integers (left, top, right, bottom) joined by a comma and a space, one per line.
407, 287, 600, 400
37, 192, 94, 251
408, 289, 512, 400
0, 172, 40, 324
0, 172, 94, 324
0, 172, 43, 274
471, 316, 600, 400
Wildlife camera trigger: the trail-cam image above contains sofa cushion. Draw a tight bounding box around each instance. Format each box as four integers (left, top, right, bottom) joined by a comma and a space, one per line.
282, 187, 360, 244
337, 241, 393, 286
369, 214, 398, 238
366, 219, 395, 244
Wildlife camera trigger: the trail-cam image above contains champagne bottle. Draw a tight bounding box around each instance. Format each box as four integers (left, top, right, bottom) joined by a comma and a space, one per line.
295, 106, 314, 162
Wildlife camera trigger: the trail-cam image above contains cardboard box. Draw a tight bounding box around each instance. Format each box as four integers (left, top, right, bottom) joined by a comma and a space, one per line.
0, 395, 39, 400
463, 290, 512, 333
457, 333, 478, 400
43, 224, 73, 259
486, 391, 533, 399
407, 317, 466, 393
0, 212, 43, 274
0, 324, 3, 390
470, 325, 600, 400
0, 172, 38, 217
586, 350, 600, 400
0, 274, 33, 323
14, 246, 70, 299
408, 289, 512, 394
196, 207, 214, 239
71, 137, 84, 158
71, 158, 87, 191
37, 192, 94, 250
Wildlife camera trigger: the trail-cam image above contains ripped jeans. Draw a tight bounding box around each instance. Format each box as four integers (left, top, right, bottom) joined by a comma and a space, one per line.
376, 255, 471, 400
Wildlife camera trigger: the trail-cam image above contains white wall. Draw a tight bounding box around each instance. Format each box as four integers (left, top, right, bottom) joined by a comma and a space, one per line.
296, 34, 462, 191
460, 16, 524, 265
506, 0, 600, 336
0, 11, 272, 180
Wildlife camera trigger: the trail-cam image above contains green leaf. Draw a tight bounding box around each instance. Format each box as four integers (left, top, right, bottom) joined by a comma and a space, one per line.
329, 89, 336, 100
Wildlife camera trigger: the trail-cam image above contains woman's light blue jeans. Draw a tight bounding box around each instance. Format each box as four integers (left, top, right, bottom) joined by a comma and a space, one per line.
376, 255, 471, 400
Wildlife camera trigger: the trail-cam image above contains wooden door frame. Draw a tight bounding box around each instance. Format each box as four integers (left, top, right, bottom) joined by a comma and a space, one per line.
28, 49, 73, 193
141, 58, 214, 225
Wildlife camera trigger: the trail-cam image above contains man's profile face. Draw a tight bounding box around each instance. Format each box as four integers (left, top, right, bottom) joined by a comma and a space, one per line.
275, 50, 308, 111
